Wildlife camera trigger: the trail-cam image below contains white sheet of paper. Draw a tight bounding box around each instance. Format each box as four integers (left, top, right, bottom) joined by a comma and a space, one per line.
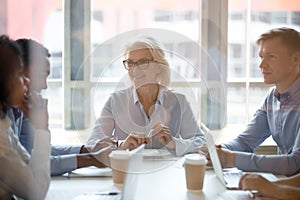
64, 166, 112, 178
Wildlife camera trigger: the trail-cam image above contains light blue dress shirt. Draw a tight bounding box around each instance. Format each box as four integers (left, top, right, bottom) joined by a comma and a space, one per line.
88, 86, 206, 156
7, 108, 81, 176
7, 108, 34, 153
223, 76, 300, 176
50, 145, 81, 176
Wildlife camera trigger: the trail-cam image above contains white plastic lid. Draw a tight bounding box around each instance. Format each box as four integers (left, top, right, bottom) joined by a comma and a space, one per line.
109, 150, 130, 160
184, 154, 207, 165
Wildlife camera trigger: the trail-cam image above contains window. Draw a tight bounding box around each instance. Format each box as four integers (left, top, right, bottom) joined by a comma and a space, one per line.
154, 11, 173, 22
230, 11, 243, 20
81, 0, 203, 140
250, 44, 261, 78
251, 12, 271, 23
292, 12, 300, 25
230, 44, 242, 58
2, 0, 300, 145
228, 0, 300, 127
271, 12, 288, 23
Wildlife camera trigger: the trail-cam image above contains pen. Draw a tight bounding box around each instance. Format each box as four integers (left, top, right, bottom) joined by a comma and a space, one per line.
248, 191, 254, 198
248, 190, 258, 198
148, 129, 154, 138
96, 192, 120, 195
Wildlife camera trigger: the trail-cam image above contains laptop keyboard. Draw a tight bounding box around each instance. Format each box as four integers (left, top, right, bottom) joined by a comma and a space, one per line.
73, 194, 122, 200
223, 171, 244, 187
97, 195, 122, 200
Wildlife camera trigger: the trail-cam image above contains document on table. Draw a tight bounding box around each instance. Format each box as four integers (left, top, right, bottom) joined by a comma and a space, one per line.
142, 149, 177, 160
63, 166, 112, 178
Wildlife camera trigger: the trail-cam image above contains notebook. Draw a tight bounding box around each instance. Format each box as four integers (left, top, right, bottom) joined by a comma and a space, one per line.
73, 144, 145, 200
200, 123, 277, 189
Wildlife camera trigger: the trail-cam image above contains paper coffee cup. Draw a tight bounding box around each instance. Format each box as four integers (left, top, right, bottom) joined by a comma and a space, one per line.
184, 154, 207, 190
109, 150, 130, 185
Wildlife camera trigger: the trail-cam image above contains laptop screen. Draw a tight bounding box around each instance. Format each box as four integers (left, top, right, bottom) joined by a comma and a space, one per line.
122, 144, 145, 200
201, 123, 227, 185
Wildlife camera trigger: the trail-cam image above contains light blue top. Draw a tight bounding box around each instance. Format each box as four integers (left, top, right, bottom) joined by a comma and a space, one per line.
7, 108, 81, 176
223, 76, 300, 176
88, 86, 206, 156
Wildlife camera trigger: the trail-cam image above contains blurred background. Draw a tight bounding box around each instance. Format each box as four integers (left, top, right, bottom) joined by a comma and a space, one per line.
1, 0, 299, 146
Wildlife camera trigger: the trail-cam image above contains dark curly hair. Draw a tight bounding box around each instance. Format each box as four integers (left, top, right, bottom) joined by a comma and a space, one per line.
0, 35, 23, 118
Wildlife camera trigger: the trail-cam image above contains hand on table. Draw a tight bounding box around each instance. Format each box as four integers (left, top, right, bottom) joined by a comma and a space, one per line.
85, 137, 117, 153
91, 144, 117, 167
196, 144, 212, 166
78, 137, 117, 168
119, 132, 150, 150
239, 174, 276, 198
150, 121, 175, 149
196, 144, 236, 168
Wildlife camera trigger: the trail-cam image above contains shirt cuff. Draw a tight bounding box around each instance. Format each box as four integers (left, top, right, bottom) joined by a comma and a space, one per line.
50, 154, 77, 176
70, 145, 82, 154
51, 145, 82, 155
235, 152, 252, 170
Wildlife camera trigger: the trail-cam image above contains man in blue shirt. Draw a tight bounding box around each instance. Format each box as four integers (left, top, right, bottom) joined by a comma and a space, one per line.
10, 39, 116, 175
200, 27, 300, 176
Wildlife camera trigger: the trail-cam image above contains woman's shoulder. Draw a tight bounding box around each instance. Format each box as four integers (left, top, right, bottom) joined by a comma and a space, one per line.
162, 88, 186, 99
110, 87, 133, 99
0, 116, 12, 132
161, 88, 189, 105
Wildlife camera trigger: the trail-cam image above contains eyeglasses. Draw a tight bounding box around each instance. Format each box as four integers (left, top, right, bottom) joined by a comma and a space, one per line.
123, 58, 154, 71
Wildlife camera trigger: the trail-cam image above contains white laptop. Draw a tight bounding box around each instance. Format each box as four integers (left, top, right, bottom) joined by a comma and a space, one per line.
200, 123, 277, 189
73, 144, 145, 200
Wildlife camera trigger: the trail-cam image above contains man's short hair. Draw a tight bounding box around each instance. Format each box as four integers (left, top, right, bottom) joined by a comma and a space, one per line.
256, 27, 300, 53
15, 39, 51, 70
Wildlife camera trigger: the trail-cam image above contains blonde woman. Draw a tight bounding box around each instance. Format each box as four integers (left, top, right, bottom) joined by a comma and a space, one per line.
88, 36, 205, 156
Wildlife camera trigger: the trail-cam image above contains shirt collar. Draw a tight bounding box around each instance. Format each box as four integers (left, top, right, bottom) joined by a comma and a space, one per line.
132, 88, 139, 104
132, 86, 166, 105
274, 75, 300, 101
